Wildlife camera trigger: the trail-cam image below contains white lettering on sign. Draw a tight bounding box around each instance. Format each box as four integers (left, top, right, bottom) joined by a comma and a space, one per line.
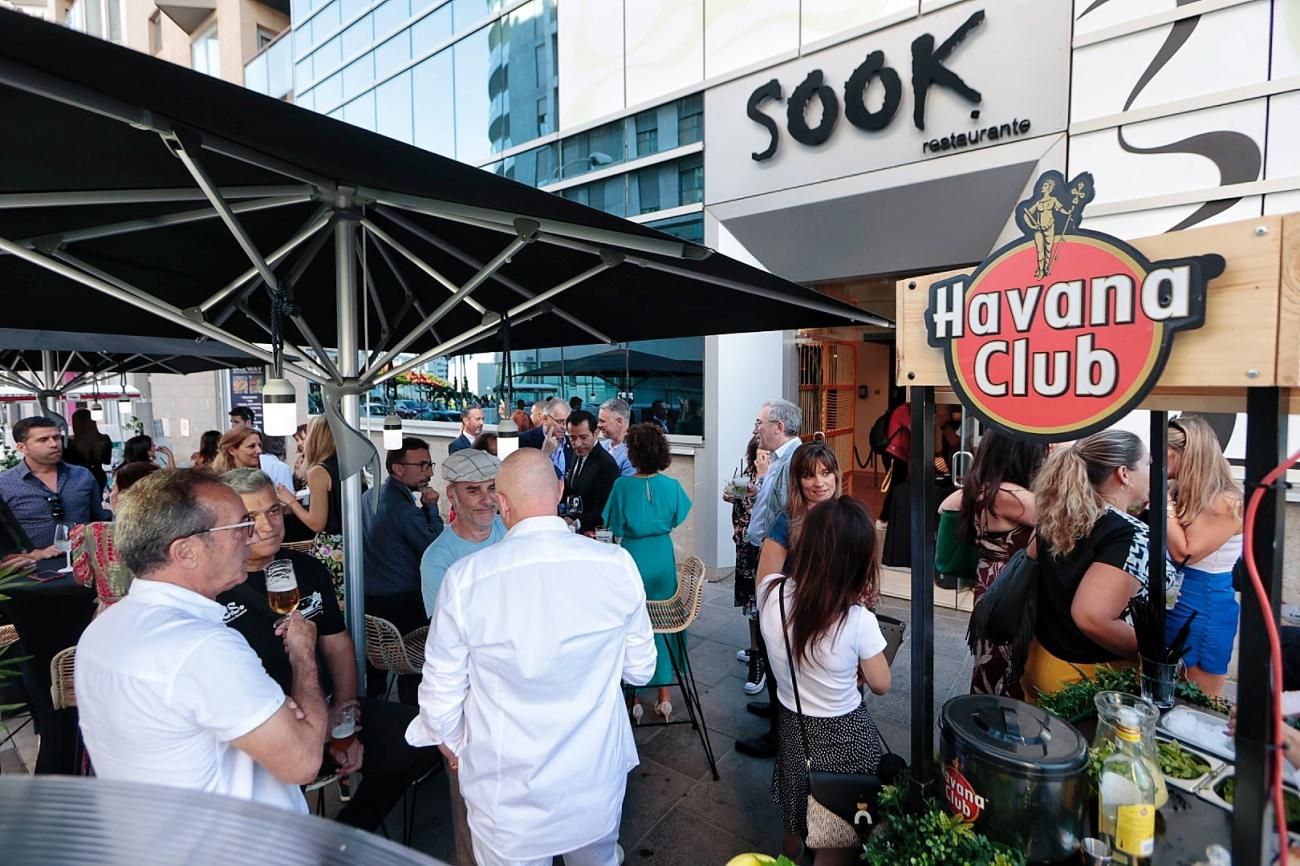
1141, 265, 1193, 320
931, 278, 966, 339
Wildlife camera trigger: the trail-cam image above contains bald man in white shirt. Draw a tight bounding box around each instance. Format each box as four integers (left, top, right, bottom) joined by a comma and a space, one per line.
407, 449, 656, 866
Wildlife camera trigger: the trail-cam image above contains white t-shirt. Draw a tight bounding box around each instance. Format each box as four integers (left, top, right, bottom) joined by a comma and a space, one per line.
758, 575, 888, 717
75, 578, 307, 814
260, 454, 295, 491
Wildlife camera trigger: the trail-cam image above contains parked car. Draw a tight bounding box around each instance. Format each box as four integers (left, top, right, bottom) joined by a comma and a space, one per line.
394, 399, 429, 419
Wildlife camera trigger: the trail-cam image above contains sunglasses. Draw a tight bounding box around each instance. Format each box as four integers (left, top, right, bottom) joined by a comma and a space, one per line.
45, 494, 65, 523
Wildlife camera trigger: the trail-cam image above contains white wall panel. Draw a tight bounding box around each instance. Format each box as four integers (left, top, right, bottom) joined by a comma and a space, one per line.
1085, 196, 1262, 239
1070, 1, 1270, 124
558, 0, 625, 130
1072, 0, 1178, 38
1273, 0, 1300, 78
704, 0, 798, 80
799, 0, 915, 47
1069, 99, 1266, 205
625, 0, 704, 107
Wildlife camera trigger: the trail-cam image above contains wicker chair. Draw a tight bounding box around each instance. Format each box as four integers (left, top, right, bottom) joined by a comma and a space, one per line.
50, 646, 77, 710
364, 615, 427, 701
640, 556, 719, 780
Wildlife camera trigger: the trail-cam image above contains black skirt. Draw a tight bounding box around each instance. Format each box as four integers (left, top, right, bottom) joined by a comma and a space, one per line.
771, 702, 884, 839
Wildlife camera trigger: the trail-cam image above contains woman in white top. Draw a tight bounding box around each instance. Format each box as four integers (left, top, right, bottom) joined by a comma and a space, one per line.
759, 496, 891, 865
1165, 415, 1244, 697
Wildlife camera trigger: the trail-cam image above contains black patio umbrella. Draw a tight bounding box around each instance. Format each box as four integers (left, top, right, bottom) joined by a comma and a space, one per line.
0, 10, 887, 674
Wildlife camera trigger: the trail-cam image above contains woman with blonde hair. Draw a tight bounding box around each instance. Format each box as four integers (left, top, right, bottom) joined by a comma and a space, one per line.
277, 416, 345, 599
1164, 415, 1243, 697
1022, 430, 1174, 701
211, 427, 262, 474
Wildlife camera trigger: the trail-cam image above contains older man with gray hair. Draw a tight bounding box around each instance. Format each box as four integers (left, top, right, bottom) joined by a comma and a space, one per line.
75, 469, 329, 811
735, 397, 801, 760
597, 398, 635, 477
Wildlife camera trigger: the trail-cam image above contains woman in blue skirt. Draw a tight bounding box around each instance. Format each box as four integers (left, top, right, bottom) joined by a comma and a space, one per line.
1165, 415, 1243, 698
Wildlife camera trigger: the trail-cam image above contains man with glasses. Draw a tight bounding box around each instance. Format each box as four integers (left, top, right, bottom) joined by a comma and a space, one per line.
217, 468, 439, 831
361, 436, 443, 704
0, 416, 111, 563
76, 469, 329, 812
518, 397, 570, 477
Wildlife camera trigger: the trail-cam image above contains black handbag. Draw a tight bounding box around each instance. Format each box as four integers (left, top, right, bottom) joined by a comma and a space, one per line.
777, 581, 903, 846
965, 544, 1039, 679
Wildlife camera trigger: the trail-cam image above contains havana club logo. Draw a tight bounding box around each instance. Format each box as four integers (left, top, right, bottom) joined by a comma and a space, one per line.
943, 760, 985, 822
925, 170, 1223, 441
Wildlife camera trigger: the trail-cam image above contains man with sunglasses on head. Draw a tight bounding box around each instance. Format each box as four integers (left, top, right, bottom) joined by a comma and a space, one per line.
76, 469, 329, 812
0, 416, 111, 564
361, 436, 443, 704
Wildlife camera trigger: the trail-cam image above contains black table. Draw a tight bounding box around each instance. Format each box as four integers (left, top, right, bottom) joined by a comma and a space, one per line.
0, 775, 451, 865
1, 568, 95, 717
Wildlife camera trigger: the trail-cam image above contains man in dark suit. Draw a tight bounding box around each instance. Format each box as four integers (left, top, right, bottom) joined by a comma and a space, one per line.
447, 405, 485, 454
519, 397, 570, 478
561, 410, 620, 535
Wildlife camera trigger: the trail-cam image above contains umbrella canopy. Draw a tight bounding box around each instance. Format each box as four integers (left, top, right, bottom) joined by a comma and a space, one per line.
0, 383, 141, 403
517, 348, 701, 380
0, 10, 885, 391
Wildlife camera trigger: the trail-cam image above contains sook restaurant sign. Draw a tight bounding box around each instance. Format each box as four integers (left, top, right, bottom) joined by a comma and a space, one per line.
925, 171, 1225, 442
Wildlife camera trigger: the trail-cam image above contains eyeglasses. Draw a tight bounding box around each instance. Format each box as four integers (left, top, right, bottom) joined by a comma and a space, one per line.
45, 494, 65, 523
395, 461, 435, 470
179, 519, 257, 541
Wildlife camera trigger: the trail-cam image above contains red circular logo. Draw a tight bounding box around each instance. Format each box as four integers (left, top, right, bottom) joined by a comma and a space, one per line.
943, 761, 984, 822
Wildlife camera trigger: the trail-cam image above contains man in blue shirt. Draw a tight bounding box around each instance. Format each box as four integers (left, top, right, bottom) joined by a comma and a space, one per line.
420, 449, 506, 617
597, 398, 636, 478
361, 436, 443, 704
0, 416, 110, 562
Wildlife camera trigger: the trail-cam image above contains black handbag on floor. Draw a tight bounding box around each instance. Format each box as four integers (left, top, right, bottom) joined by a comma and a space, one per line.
777, 580, 904, 847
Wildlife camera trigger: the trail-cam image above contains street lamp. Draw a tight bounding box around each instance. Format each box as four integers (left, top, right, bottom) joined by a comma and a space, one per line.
538, 151, 613, 187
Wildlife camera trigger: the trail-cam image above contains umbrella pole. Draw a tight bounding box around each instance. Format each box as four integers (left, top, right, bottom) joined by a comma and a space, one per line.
336, 212, 367, 688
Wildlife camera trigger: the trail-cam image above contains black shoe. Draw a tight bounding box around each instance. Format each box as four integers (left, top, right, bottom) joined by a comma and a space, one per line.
735, 732, 778, 758
746, 701, 772, 719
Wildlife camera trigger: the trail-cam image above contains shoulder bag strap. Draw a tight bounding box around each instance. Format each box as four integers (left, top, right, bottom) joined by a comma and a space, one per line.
777, 577, 815, 770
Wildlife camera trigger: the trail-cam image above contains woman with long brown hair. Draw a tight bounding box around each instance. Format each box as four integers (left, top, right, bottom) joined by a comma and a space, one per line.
1164, 415, 1243, 697
939, 431, 1048, 698
211, 427, 262, 474
190, 429, 221, 469
755, 441, 847, 596
1023, 430, 1174, 701
760, 496, 890, 865
65, 407, 112, 494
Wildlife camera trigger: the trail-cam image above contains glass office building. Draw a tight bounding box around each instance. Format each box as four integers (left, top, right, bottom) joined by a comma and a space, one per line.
286, 0, 705, 426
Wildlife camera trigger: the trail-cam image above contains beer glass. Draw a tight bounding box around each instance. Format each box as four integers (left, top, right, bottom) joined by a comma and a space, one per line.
330, 705, 358, 752
265, 559, 300, 624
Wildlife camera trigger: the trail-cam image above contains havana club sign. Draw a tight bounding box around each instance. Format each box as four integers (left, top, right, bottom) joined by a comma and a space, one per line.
925, 170, 1224, 441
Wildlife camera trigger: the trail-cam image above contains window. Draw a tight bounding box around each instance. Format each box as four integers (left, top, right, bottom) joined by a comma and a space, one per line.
341, 15, 373, 59
677, 94, 703, 145
634, 110, 658, 157
69, 0, 123, 42
191, 26, 221, 77
678, 155, 703, 205
374, 30, 411, 80
412, 50, 456, 157
536, 97, 548, 133
376, 71, 414, 143
256, 26, 280, 51
636, 167, 661, 215
148, 11, 162, 53
452, 27, 493, 164
342, 53, 375, 101
561, 120, 624, 179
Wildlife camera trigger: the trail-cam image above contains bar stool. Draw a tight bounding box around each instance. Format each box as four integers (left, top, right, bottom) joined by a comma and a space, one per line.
644, 556, 719, 781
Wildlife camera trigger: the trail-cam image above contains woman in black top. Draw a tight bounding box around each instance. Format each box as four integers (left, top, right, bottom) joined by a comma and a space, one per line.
65, 408, 112, 494
1023, 430, 1172, 701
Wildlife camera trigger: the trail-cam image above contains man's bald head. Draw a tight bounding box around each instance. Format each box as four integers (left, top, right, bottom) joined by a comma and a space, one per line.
495, 448, 562, 528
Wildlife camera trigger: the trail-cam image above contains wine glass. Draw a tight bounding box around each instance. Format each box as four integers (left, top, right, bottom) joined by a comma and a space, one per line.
53, 523, 73, 574
565, 494, 583, 530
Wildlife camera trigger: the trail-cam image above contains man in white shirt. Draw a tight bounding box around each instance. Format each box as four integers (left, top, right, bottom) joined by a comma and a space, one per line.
228, 406, 295, 491
407, 449, 656, 866
75, 469, 329, 812
597, 398, 635, 477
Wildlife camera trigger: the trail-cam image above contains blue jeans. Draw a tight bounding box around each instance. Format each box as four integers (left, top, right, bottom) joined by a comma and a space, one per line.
1166, 566, 1239, 676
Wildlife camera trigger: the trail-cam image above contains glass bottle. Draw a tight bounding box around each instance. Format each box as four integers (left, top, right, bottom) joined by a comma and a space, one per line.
1098, 706, 1157, 866
1094, 691, 1167, 808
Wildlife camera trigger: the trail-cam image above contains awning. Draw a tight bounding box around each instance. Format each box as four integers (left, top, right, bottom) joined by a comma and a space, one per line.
0, 383, 141, 403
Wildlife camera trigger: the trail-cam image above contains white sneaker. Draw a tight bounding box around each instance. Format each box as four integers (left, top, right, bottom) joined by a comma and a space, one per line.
736, 648, 753, 663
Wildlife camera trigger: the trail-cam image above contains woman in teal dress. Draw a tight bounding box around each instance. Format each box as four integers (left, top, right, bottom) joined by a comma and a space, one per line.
603, 422, 692, 724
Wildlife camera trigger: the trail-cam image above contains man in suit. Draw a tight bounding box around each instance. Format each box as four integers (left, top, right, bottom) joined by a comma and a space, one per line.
448, 405, 485, 454
560, 410, 620, 535
519, 397, 570, 478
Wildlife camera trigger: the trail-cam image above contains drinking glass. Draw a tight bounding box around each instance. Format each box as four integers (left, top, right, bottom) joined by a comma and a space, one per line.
330, 705, 358, 752
594, 526, 614, 544
566, 494, 584, 518
53, 524, 73, 574
265, 559, 300, 625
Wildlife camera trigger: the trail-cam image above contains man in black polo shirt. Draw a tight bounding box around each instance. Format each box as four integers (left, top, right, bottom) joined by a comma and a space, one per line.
216, 468, 438, 833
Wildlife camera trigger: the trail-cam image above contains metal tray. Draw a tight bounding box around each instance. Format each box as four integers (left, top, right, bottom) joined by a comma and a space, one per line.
1157, 704, 1235, 762
1155, 735, 1225, 794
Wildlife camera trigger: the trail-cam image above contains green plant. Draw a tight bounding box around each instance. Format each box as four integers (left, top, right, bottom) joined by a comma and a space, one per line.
862, 779, 1025, 866
1036, 665, 1232, 722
